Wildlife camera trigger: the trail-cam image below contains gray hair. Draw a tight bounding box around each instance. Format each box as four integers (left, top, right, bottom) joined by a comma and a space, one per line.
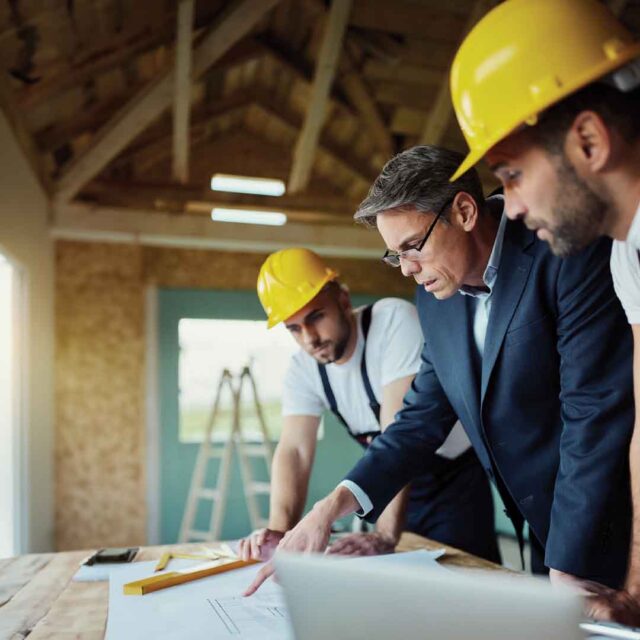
354, 145, 485, 228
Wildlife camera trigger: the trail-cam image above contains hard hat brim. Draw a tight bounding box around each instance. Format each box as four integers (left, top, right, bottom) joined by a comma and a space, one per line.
450, 148, 485, 182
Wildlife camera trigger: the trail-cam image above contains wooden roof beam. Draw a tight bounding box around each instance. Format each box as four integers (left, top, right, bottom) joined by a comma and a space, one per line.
35, 39, 266, 155
172, 1, 195, 184
339, 47, 393, 159
112, 92, 256, 172
53, 0, 282, 205
251, 95, 377, 186
299, 0, 393, 157
288, 0, 353, 194
419, 0, 493, 147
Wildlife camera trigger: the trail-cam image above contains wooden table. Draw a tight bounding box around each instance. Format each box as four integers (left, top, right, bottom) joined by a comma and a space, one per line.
0, 532, 508, 639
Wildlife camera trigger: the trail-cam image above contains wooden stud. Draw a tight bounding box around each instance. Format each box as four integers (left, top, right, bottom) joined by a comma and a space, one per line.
172, 0, 195, 184
288, 0, 353, 194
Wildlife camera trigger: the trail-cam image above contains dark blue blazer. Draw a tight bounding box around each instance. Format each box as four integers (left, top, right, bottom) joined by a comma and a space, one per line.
346, 219, 634, 587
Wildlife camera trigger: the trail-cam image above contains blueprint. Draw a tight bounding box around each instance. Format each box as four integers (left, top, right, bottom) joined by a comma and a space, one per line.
105, 549, 447, 639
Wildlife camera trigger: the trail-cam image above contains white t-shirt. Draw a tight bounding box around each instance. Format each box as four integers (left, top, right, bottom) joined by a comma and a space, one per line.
281, 297, 471, 459
611, 202, 640, 324
611, 240, 640, 324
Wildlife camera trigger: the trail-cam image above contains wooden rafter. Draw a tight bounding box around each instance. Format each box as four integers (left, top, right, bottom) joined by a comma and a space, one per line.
13, 4, 242, 110
288, 0, 353, 194
253, 99, 377, 187
419, 0, 493, 147
339, 48, 393, 158
15, 20, 177, 110
35, 39, 265, 155
172, 0, 195, 184
53, 0, 282, 205
301, 0, 392, 157
105, 89, 378, 189
114, 93, 254, 172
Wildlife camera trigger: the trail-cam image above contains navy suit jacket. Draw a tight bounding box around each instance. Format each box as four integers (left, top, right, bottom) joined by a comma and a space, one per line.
346, 218, 634, 586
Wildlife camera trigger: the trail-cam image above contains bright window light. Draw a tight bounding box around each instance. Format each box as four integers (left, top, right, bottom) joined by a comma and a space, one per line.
210, 174, 286, 197
211, 208, 287, 226
0, 255, 16, 557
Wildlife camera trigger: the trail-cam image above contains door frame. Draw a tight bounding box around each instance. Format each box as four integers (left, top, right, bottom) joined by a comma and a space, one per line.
0, 249, 27, 556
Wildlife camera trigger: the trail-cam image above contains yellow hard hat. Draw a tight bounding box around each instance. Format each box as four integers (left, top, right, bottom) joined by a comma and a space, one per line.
450, 0, 640, 181
257, 248, 339, 328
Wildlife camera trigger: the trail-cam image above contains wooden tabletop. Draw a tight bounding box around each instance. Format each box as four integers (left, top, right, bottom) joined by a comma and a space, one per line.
0, 532, 508, 639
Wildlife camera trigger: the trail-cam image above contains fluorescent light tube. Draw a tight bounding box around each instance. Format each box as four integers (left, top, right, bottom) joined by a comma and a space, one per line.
210, 208, 287, 226
210, 174, 286, 196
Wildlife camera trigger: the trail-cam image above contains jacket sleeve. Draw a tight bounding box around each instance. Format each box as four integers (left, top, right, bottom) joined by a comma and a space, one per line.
545, 237, 634, 576
343, 335, 458, 523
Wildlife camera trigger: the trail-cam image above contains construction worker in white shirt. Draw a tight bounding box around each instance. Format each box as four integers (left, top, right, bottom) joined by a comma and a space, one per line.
447, 0, 640, 624
238, 248, 499, 564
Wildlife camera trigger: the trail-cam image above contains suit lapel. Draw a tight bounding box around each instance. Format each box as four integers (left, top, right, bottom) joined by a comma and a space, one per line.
435, 292, 481, 432
480, 222, 535, 402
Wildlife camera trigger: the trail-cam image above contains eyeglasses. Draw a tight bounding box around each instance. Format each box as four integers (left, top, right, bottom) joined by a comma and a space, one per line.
382, 197, 455, 268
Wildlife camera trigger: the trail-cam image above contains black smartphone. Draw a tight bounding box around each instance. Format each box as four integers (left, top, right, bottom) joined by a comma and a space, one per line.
83, 547, 139, 565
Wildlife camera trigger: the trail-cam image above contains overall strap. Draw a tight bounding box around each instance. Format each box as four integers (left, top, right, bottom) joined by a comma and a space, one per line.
360, 305, 381, 422
317, 304, 381, 448
317, 363, 350, 431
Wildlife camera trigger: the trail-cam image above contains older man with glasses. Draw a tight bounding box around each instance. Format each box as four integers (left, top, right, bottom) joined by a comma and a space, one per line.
245, 145, 635, 596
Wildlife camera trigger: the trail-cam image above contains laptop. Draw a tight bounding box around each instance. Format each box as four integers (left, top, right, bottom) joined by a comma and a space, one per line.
275, 552, 583, 640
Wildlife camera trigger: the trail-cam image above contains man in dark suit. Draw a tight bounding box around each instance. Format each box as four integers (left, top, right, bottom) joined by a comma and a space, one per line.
245, 145, 634, 596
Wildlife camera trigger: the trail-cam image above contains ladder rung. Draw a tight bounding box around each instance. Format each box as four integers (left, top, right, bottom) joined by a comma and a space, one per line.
187, 530, 212, 541
242, 444, 269, 457
248, 481, 271, 495
196, 488, 220, 500
206, 449, 225, 459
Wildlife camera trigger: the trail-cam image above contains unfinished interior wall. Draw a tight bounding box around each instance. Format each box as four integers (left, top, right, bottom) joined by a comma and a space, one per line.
55, 240, 413, 551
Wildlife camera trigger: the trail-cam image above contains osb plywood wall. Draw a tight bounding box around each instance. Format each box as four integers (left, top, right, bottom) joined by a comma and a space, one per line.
55, 240, 413, 551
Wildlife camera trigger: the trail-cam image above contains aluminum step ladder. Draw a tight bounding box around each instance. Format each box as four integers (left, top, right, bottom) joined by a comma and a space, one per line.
178, 365, 274, 542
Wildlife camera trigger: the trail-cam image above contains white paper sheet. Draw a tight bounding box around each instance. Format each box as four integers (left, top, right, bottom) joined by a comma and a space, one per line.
349, 548, 447, 571
105, 550, 449, 639
105, 559, 292, 640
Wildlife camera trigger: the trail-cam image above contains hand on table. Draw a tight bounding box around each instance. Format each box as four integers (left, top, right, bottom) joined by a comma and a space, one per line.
243, 507, 333, 596
583, 583, 640, 627
237, 528, 285, 562
327, 532, 396, 557
549, 568, 640, 626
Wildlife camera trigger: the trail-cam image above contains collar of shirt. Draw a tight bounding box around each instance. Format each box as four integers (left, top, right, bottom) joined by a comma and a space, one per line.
459, 195, 508, 300
624, 199, 640, 251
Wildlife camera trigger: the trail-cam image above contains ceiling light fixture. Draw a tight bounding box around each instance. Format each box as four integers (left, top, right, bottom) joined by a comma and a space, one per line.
210, 174, 286, 196
210, 208, 287, 226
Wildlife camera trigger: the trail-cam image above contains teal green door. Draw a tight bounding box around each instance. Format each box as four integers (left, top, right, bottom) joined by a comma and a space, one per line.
157, 288, 375, 544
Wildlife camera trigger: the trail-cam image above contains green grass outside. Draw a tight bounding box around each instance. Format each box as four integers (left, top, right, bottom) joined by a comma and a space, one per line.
180, 399, 283, 442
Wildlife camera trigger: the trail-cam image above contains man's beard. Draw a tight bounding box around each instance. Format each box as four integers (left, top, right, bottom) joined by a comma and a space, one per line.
311, 310, 351, 364
542, 154, 608, 258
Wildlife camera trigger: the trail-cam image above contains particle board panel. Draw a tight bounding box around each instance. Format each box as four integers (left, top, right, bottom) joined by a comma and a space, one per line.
55, 242, 146, 551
